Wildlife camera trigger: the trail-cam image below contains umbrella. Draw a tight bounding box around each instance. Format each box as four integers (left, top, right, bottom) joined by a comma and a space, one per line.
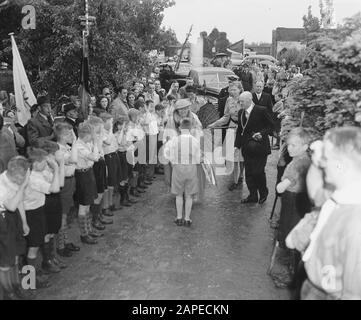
197, 102, 219, 128
201, 155, 217, 186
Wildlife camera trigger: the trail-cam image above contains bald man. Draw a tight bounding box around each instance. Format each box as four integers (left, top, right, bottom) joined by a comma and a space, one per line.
235, 91, 275, 204
252, 81, 273, 114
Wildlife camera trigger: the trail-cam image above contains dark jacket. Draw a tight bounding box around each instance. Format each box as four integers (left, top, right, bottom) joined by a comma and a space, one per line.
240, 71, 253, 92
26, 113, 54, 146
65, 117, 79, 137
219, 86, 229, 100
235, 105, 274, 157
0, 128, 17, 173
252, 92, 273, 114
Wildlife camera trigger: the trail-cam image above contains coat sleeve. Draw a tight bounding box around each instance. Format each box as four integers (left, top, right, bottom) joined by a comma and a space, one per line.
259, 108, 275, 137
234, 110, 242, 149
26, 120, 40, 146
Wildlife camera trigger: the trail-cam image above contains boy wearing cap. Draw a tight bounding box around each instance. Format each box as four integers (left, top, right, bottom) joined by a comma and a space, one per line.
63, 103, 80, 138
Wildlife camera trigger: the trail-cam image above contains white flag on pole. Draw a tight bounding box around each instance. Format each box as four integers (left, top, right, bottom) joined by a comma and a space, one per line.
11, 33, 37, 126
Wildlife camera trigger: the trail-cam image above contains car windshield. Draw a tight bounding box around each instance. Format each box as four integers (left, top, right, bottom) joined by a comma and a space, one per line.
198, 71, 234, 88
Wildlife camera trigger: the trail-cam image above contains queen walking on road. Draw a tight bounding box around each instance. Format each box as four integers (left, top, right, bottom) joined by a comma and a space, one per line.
208, 81, 244, 191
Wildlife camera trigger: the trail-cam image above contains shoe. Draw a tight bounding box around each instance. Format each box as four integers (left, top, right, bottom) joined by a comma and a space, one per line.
98, 215, 113, 225
57, 248, 73, 258
259, 195, 268, 204
241, 197, 258, 204
121, 200, 132, 207
92, 220, 106, 231
102, 209, 114, 217
130, 188, 141, 197
228, 183, 237, 191
144, 180, 152, 185
42, 260, 61, 274
259, 190, 269, 204
65, 243, 80, 252
80, 235, 98, 245
184, 220, 192, 227
174, 219, 183, 226
137, 188, 146, 193
52, 257, 67, 269
89, 230, 104, 238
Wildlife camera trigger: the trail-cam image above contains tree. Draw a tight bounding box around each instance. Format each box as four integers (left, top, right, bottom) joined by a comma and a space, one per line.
0, 0, 177, 99
303, 5, 321, 34
319, 0, 335, 29
282, 13, 361, 139
277, 48, 307, 67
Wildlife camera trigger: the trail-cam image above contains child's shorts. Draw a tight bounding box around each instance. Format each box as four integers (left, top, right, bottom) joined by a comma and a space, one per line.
0, 210, 26, 267
25, 206, 46, 248
104, 152, 120, 187
93, 158, 107, 194
75, 168, 98, 206
60, 176, 76, 215
117, 151, 130, 182
44, 193, 62, 235
171, 164, 198, 196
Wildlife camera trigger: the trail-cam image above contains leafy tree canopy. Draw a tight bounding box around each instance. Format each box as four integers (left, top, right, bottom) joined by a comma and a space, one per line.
282, 13, 361, 139
0, 0, 177, 98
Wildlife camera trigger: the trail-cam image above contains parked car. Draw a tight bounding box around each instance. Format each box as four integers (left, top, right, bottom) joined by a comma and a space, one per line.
158, 61, 193, 91
188, 67, 238, 98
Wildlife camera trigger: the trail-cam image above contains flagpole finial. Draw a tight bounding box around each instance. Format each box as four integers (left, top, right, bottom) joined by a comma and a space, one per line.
8, 32, 14, 37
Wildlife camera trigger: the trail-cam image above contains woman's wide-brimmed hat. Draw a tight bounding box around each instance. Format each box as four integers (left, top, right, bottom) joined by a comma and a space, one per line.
174, 99, 191, 111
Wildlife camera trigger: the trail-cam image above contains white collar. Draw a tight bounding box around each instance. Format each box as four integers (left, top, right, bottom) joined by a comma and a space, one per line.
246, 103, 254, 114
39, 112, 48, 121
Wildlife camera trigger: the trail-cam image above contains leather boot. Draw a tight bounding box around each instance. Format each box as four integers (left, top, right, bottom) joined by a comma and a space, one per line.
49, 237, 67, 269
90, 204, 106, 230
120, 185, 132, 207
99, 210, 113, 225
125, 184, 137, 204
80, 235, 98, 245
102, 208, 114, 217
41, 242, 61, 274
130, 187, 141, 197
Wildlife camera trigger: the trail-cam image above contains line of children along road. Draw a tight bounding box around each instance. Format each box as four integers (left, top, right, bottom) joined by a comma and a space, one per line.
0, 87, 199, 299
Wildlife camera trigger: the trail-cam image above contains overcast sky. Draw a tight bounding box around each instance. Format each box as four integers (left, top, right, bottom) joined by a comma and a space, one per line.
162, 0, 361, 44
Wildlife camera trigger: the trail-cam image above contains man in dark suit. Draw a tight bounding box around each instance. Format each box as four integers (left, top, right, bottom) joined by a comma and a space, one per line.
26, 96, 55, 147
63, 103, 80, 137
239, 65, 253, 92
252, 80, 273, 114
235, 91, 274, 204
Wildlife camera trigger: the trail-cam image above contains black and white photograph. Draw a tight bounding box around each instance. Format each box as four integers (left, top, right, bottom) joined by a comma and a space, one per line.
0, 0, 361, 304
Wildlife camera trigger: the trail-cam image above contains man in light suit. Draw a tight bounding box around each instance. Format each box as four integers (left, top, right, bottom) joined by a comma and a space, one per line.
235, 91, 274, 204
252, 81, 273, 114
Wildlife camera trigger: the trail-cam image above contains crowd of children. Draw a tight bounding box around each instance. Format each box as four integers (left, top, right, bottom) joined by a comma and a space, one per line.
0, 75, 187, 300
